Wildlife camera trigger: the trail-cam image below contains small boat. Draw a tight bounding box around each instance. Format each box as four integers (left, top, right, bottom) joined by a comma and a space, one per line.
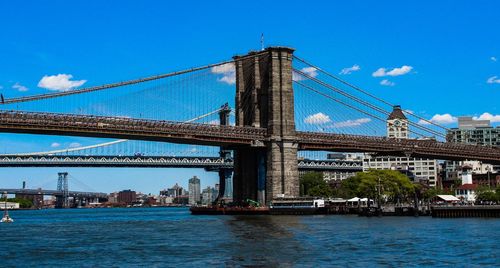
1, 192, 14, 223
1, 211, 14, 223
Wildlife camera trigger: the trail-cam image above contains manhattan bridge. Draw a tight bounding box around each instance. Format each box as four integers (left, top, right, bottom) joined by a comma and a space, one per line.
1, 47, 499, 205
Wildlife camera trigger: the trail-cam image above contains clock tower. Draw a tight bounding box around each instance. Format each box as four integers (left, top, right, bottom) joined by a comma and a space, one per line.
387, 105, 409, 139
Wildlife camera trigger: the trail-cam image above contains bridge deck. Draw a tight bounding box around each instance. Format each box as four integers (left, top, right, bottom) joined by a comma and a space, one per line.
0, 188, 107, 198
1, 111, 499, 164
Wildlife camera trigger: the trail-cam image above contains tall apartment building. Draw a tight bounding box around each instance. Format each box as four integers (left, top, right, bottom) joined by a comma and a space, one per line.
201, 186, 216, 205
444, 117, 499, 182
188, 176, 201, 205
363, 106, 438, 186
447, 117, 500, 146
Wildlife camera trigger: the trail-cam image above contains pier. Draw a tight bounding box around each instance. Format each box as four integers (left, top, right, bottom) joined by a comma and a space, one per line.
431, 206, 500, 218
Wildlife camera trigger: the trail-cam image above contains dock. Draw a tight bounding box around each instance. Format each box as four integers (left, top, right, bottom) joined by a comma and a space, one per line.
431, 206, 500, 218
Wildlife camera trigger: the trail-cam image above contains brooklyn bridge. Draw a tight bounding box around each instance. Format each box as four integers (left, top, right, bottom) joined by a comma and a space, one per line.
1, 47, 499, 205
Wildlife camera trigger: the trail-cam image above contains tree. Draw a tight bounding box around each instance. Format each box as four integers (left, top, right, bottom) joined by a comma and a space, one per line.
300, 172, 332, 197
475, 186, 498, 203
339, 170, 415, 204
7, 197, 33, 208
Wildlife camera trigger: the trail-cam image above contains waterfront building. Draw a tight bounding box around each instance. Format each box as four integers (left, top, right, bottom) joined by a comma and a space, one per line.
0, 202, 20, 209
117, 189, 136, 205
188, 176, 201, 205
447, 117, 500, 146
157, 196, 173, 205
455, 166, 477, 203
444, 116, 500, 186
165, 183, 186, 198
363, 106, 438, 186
107, 192, 118, 203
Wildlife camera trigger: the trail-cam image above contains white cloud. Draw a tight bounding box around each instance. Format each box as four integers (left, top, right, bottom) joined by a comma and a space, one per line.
339, 65, 360, 75
304, 112, 331, 124
330, 118, 371, 128
473, 113, 500, 123
372, 68, 387, 77
211, 63, 235, 85
380, 79, 395, 86
293, 67, 318, 81
491, 56, 497, 62
419, 114, 457, 125
207, 119, 219, 125
487, 76, 500, 84
372, 65, 413, 77
38, 74, 87, 91
51, 142, 61, 148
12, 82, 28, 92
68, 142, 82, 148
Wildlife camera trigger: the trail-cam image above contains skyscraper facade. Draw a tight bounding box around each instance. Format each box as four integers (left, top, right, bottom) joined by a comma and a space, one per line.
188, 176, 201, 205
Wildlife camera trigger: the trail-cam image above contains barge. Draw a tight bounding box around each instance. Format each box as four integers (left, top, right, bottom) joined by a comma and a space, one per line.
190, 197, 327, 215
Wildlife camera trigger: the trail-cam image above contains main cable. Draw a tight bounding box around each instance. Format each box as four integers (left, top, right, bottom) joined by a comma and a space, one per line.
293, 55, 449, 131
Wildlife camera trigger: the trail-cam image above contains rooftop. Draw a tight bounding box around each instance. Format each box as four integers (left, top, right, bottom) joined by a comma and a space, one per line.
387, 105, 407, 120
457, 184, 478, 190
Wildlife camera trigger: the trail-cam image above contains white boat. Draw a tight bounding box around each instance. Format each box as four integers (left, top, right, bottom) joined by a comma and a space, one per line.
270, 197, 326, 215
1, 192, 13, 223
1, 212, 14, 223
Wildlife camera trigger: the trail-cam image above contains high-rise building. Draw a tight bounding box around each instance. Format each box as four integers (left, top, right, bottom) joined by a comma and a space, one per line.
201, 186, 216, 205
363, 106, 438, 186
165, 183, 185, 197
444, 117, 499, 185
188, 176, 201, 205
447, 116, 500, 146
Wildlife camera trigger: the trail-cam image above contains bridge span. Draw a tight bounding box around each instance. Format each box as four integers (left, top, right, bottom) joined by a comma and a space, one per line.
0, 111, 499, 165
0, 188, 107, 199
0, 155, 363, 171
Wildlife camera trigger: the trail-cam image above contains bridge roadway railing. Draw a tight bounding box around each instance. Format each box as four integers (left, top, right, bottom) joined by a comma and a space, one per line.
298, 132, 500, 164
0, 110, 266, 146
0, 155, 364, 171
0, 155, 233, 168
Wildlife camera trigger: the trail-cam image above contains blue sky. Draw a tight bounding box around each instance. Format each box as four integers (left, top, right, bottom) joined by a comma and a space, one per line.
0, 1, 499, 193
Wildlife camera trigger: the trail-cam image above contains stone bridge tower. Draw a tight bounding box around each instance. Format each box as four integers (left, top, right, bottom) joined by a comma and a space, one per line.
232, 47, 299, 205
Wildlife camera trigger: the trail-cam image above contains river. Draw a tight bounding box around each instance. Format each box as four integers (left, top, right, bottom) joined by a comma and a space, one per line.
1, 207, 498, 267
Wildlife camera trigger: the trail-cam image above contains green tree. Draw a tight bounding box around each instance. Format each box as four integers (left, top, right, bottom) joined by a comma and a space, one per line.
7, 197, 33, 208
339, 170, 415, 204
300, 172, 332, 197
475, 186, 498, 203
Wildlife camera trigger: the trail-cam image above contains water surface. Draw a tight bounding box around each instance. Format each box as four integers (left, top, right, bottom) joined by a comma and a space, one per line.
1, 208, 498, 267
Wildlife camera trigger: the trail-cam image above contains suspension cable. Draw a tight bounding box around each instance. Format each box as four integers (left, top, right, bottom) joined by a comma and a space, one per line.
294, 80, 431, 138
293, 68, 446, 139
293, 55, 449, 131
1, 51, 268, 105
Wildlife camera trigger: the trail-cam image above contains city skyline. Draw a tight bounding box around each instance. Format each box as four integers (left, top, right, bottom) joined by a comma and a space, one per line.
1, 0, 499, 193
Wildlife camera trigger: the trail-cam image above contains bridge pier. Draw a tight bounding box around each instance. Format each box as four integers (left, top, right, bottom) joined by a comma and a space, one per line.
233, 47, 299, 205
